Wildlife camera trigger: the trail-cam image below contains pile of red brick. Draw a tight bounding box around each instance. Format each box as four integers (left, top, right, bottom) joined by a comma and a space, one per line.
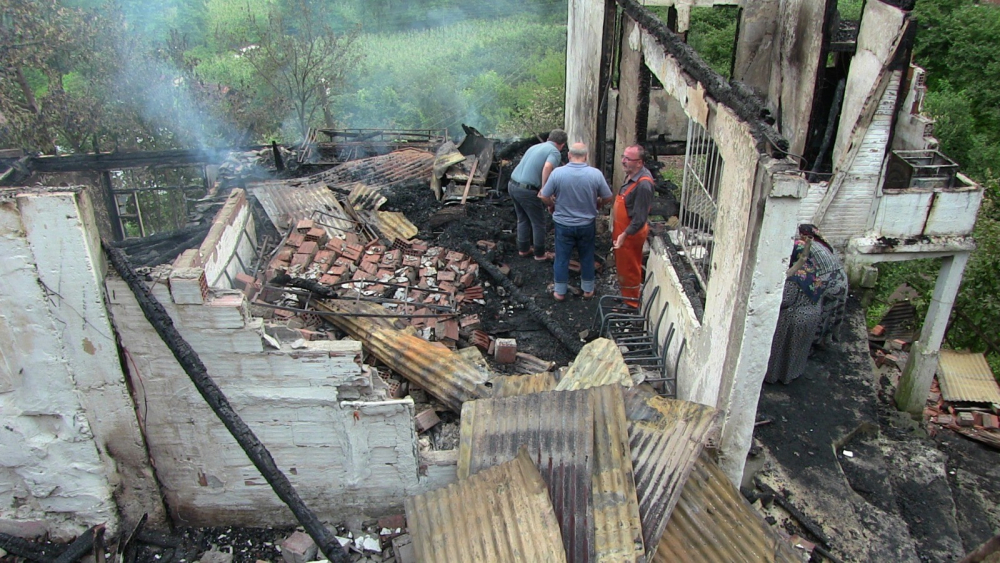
252, 219, 483, 326
924, 378, 1000, 431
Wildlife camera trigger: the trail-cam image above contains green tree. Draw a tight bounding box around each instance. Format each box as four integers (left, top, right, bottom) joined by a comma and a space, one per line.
218, 0, 362, 139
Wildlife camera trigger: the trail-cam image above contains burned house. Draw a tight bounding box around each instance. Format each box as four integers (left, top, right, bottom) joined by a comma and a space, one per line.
0, 0, 992, 561
565, 0, 983, 485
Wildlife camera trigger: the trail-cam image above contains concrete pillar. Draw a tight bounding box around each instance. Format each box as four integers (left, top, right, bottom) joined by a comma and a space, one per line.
895, 252, 970, 414
716, 171, 807, 485
566, 0, 608, 161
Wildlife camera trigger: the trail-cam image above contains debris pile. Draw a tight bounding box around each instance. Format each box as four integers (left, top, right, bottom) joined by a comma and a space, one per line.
923, 351, 1000, 450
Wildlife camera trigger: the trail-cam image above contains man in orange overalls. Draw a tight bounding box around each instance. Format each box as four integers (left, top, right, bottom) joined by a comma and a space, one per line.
613, 145, 654, 307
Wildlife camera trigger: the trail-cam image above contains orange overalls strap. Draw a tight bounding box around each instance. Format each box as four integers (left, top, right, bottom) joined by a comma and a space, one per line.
612, 175, 653, 239
612, 175, 652, 306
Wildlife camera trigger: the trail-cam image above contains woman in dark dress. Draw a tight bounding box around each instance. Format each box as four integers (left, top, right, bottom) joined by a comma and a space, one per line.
765, 238, 825, 384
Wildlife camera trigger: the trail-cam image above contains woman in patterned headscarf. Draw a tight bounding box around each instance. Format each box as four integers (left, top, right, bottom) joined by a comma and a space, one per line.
798, 224, 849, 346
765, 236, 825, 384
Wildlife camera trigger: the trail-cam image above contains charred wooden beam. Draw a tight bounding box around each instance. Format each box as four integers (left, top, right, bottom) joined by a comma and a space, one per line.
53, 525, 101, 563
28, 147, 265, 173
102, 243, 349, 563
0, 532, 58, 562
460, 242, 583, 356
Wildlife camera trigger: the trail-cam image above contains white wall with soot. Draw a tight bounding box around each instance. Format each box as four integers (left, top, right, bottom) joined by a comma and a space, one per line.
0, 189, 163, 540
106, 274, 426, 525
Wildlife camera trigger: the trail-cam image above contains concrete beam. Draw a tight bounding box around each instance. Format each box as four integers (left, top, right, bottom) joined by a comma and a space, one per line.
613, 17, 646, 190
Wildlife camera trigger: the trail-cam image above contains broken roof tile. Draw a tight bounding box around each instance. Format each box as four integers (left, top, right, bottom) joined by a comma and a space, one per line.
458, 388, 595, 562
318, 300, 488, 412
556, 338, 633, 391
489, 372, 558, 398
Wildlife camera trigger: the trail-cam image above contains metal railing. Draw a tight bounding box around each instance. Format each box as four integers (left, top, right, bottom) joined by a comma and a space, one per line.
678, 119, 723, 290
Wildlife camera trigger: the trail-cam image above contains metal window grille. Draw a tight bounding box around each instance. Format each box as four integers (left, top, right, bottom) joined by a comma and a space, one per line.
678, 119, 723, 290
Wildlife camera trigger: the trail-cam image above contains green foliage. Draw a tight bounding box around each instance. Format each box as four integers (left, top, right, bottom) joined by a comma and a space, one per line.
646, 6, 737, 78
905, 0, 1000, 378
340, 16, 566, 138
686, 6, 738, 78
837, 0, 864, 21
215, 0, 363, 139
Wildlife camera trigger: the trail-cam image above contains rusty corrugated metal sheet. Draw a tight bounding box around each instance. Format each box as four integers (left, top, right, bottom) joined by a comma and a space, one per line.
458, 388, 595, 562
490, 372, 557, 398
316, 148, 434, 190
590, 385, 645, 561
317, 300, 488, 412
405, 448, 567, 563
654, 453, 801, 563
249, 182, 354, 234
625, 386, 721, 557
555, 338, 633, 391
938, 350, 1000, 404
376, 211, 418, 242
348, 184, 387, 211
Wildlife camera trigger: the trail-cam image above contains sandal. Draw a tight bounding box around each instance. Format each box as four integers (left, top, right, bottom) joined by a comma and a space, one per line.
534, 251, 555, 262
519, 248, 534, 257
582, 290, 596, 300
553, 292, 566, 302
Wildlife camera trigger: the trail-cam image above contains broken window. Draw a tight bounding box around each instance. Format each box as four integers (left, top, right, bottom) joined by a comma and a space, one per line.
678, 118, 723, 290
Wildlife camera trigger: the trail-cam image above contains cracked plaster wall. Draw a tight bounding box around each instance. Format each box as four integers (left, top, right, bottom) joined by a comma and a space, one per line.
0, 189, 161, 540
106, 275, 425, 525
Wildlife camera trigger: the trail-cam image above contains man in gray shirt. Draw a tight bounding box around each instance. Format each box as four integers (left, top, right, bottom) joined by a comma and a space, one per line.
539, 142, 613, 300
508, 129, 567, 261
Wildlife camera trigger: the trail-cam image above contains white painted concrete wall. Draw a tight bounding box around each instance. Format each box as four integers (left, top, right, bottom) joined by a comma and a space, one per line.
620, 19, 811, 487
833, 1, 908, 166
638, 25, 801, 410
716, 169, 807, 484
107, 278, 426, 525
0, 189, 162, 540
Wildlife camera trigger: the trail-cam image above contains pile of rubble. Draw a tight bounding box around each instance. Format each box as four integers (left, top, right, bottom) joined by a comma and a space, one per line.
258, 339, 803, 563
243, 218, 486, 347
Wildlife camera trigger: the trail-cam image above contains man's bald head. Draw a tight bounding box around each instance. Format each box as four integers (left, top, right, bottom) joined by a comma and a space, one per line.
568, 142, 588, 162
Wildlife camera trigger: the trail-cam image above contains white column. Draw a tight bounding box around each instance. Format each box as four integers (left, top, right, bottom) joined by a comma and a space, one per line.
895, 252, 970, 414
565, 0, 606, 160
717, 172, 806, 485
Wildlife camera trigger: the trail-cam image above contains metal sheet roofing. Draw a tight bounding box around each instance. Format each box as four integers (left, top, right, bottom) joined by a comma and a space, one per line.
591, 385, 646, 561
375, 211, 418, 242
489, 372, 557, 398
405, 448, 567, 563
625, 386, 721, 557
314, 148, 435, 191
938, 350, 1000, 404
654, 453, 801, 563
458, 388, 595, 562
555, 338, 633, 391
249, 182, 354, 234
318, 300, 489, 412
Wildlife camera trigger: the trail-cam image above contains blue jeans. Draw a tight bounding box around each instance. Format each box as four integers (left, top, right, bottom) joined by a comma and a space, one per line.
553, 221, 596, 296
509, 181, 547, 257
